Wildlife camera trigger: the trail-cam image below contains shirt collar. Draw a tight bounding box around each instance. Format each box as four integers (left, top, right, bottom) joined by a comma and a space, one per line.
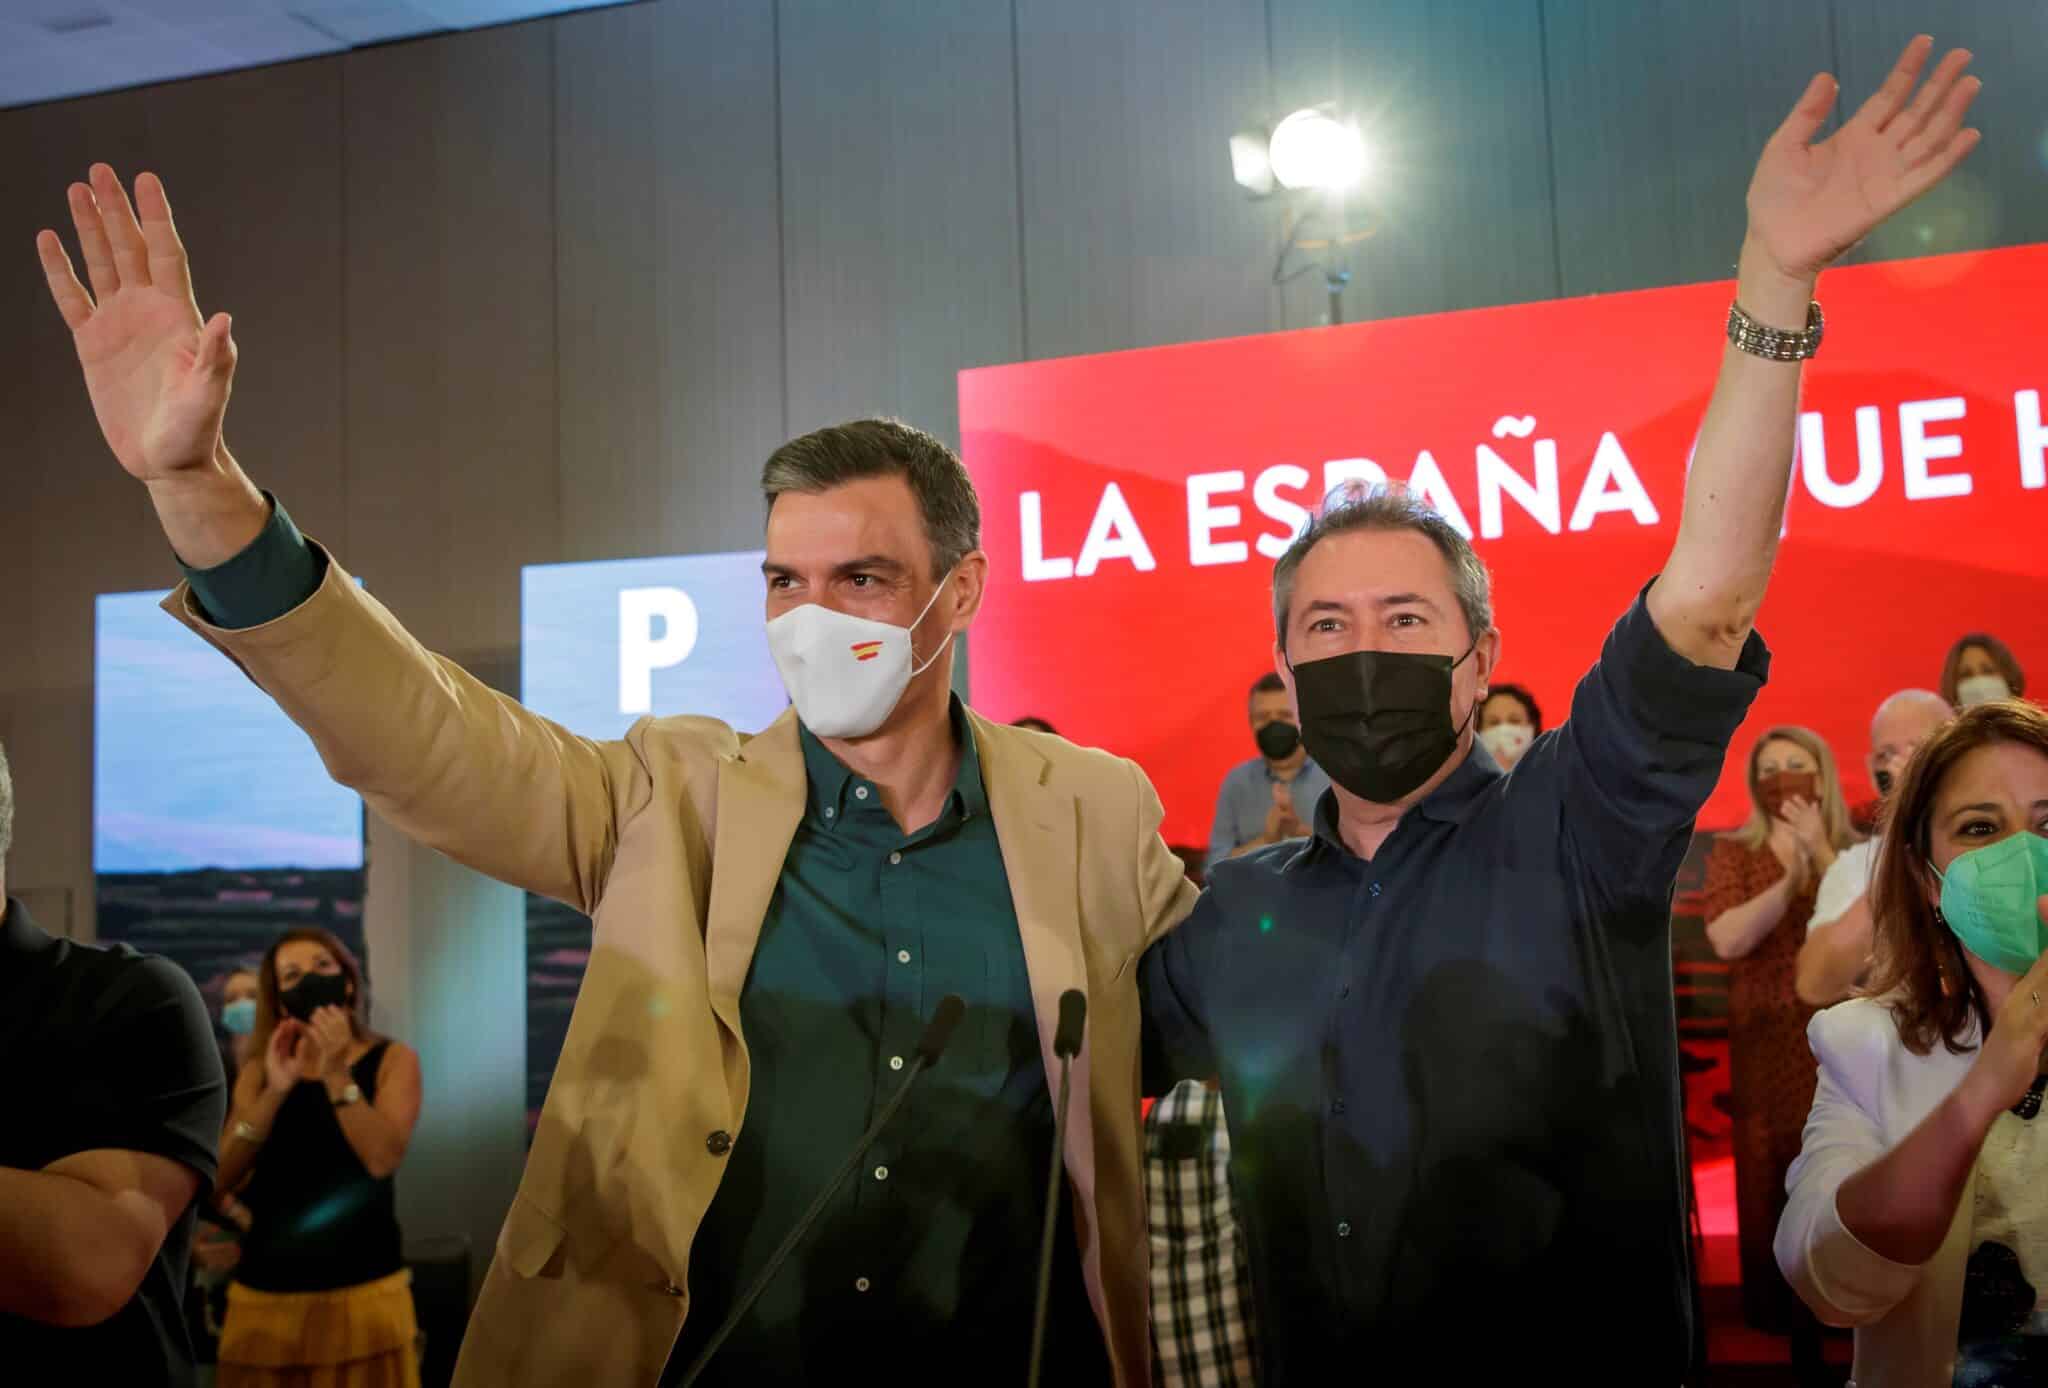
797, 695, 986, 828
0, 897, 55, 966
1303, 739, 1501, 861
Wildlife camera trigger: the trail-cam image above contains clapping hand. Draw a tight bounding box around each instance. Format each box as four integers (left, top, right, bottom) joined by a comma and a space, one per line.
1781, 796, 1834, 873
1962, 903, 2048, 1119
1767, 816, 1812, 891
307, 1005, 355, 1080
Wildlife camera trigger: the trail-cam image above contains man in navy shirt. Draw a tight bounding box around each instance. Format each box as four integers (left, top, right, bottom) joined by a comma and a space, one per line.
1141, 37, 1981, 1380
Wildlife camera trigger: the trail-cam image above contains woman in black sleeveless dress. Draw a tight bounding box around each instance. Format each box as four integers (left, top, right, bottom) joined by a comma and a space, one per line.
213, 927, 424, 1388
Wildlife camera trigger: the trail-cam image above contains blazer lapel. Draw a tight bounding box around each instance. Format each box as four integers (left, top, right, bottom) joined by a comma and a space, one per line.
703, 709, 806, 1028
974, 712, 1088, 1069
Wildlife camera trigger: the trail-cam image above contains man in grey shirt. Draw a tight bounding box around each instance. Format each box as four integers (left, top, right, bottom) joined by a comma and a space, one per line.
1207, 673, 1331, 867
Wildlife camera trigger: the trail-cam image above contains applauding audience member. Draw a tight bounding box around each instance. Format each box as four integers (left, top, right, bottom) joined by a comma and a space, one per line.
1703, 727, 1858, 1365
214, 929, 423, 1388
1777, 701, 2048, 1383
1207, 673, 1330, 865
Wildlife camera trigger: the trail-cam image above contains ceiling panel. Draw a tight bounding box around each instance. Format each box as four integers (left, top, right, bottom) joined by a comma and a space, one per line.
0, 0, 640, 109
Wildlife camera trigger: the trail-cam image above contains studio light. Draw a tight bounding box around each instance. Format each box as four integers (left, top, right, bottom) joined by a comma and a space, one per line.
1268, 108, 1369, 191
1228, 132, 1275, 197
1231, 107, 1369, 197
1227, 103, 1379, 326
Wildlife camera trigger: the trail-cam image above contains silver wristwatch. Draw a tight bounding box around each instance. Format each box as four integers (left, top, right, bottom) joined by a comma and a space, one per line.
1726, 299, 1824, 361
332, 1082, 363, 1107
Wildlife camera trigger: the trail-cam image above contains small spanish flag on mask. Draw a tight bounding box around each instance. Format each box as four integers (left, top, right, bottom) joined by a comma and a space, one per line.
851, 640, 884, 662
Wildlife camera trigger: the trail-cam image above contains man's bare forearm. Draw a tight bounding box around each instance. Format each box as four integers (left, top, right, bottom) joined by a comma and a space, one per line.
0, 1166, 156, 1327
144, 441, 268, 571
1649, 238, 1816, 668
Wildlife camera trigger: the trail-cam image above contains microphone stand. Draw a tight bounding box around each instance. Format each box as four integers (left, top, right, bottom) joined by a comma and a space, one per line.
1026, 990, 1087, 1388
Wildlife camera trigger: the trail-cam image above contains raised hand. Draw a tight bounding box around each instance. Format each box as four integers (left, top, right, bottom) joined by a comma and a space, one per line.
1747, 34, 1981, 283
35, 165, 236, 484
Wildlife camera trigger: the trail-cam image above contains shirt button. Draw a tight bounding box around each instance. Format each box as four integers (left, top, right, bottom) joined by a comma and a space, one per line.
705, 1129, 733, 1156
889, 1055, 904, 1071
874, 1165, 890, 1182
1369, 882, 1382, 898
1336, 1220, 1352, 1238
855, 786, 870, 800
897, 949, 911, 964
854, 1276, 871, 1293
824, 807, 836, 819
1332, 1099, 1346, 1115
889, 851, 902, 865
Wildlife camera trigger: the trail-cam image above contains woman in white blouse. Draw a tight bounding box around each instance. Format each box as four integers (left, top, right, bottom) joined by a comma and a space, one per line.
1777, 699, 2048, 1386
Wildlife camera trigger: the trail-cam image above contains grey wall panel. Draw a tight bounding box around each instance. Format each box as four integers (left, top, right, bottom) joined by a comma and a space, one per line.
1543, 0, 1834, 296
339, 25, 555, 1294
555, 0, 786, 563
340, 25, 559, 657
1831, 1, 2048, 265
0, 63, 346, 935
1015, 0, 1275, 358
1268, 0, 1558, 327
777, 0, 1023, 445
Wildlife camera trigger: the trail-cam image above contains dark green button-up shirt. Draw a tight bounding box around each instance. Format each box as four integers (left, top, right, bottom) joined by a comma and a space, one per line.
672, 706, 1100, 1382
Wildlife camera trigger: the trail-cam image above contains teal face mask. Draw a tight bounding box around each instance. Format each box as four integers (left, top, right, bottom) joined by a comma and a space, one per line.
1935, 832, 2048, 976
220, 997, 257, 1036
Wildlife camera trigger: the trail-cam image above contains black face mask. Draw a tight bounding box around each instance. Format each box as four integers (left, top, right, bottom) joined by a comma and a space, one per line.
279, 969, 352, 1022
1873, 769, 1895, 797
1254, 720, 1301, 761
1289, 638, 1478, 804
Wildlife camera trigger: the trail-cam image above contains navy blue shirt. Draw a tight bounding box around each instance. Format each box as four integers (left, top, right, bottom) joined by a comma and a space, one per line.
1141, 586, 1766, 1380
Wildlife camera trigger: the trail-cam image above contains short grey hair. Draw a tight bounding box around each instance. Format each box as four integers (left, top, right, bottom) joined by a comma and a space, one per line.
0, 739, 12, 865
760, 418, 981, 580
1272, 485, 1493, 650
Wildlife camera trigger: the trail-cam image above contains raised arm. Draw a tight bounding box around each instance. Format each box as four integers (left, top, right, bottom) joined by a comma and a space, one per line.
37, 166, 654, 907
1649, 36, 1980, 669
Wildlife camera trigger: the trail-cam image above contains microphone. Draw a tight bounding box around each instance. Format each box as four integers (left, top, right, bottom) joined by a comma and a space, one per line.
675, 994, 967, 1388
1026, 989, 1087, 1388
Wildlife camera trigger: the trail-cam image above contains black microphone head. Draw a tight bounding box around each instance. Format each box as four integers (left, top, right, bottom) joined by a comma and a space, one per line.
1054, 989, 1087, 1059
917, 994, 967, 1064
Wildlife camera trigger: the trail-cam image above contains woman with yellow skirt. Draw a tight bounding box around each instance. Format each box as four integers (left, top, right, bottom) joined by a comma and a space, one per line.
213, 927, 424, 1387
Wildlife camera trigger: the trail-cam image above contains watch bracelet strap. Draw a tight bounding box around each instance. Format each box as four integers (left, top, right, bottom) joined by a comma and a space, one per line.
1727, 298, 1823, 361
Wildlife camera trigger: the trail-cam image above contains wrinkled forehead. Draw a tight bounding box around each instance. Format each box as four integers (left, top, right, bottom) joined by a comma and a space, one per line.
763, 478, 929, 571
1934, 742, 2048, 818
1288, 530, 1463, 630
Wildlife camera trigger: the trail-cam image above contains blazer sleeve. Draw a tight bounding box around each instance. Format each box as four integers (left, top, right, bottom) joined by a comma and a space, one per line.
1775, 1005, 1930, 1327
161, 543, 653, 913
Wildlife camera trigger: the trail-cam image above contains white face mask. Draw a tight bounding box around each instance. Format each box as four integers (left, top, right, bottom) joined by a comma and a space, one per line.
765, 572, 953, 739
1478, 722, 1534, 768
1956, 673, 2013, 708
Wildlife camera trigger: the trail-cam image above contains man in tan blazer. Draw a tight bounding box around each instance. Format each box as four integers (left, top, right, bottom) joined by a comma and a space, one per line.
36, 167, 1196, 1386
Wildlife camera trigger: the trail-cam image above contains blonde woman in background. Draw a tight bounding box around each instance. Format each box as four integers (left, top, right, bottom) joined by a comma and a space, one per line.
1703, 726, 1860, 1378
214, 928, 422, 1388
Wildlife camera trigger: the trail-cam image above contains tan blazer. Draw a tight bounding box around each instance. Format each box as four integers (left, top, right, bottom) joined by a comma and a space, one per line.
165, 545, 1198, 1387
1775, 996, 1978, 1388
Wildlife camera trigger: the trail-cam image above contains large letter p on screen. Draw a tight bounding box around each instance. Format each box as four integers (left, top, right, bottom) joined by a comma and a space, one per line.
618, 586, 700, 715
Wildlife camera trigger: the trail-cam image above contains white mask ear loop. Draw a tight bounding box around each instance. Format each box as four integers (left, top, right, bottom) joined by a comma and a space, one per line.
906, 567, 958, 678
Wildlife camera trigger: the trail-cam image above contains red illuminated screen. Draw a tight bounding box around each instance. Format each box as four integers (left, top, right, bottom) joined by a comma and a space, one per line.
960, 245, 2048, 848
